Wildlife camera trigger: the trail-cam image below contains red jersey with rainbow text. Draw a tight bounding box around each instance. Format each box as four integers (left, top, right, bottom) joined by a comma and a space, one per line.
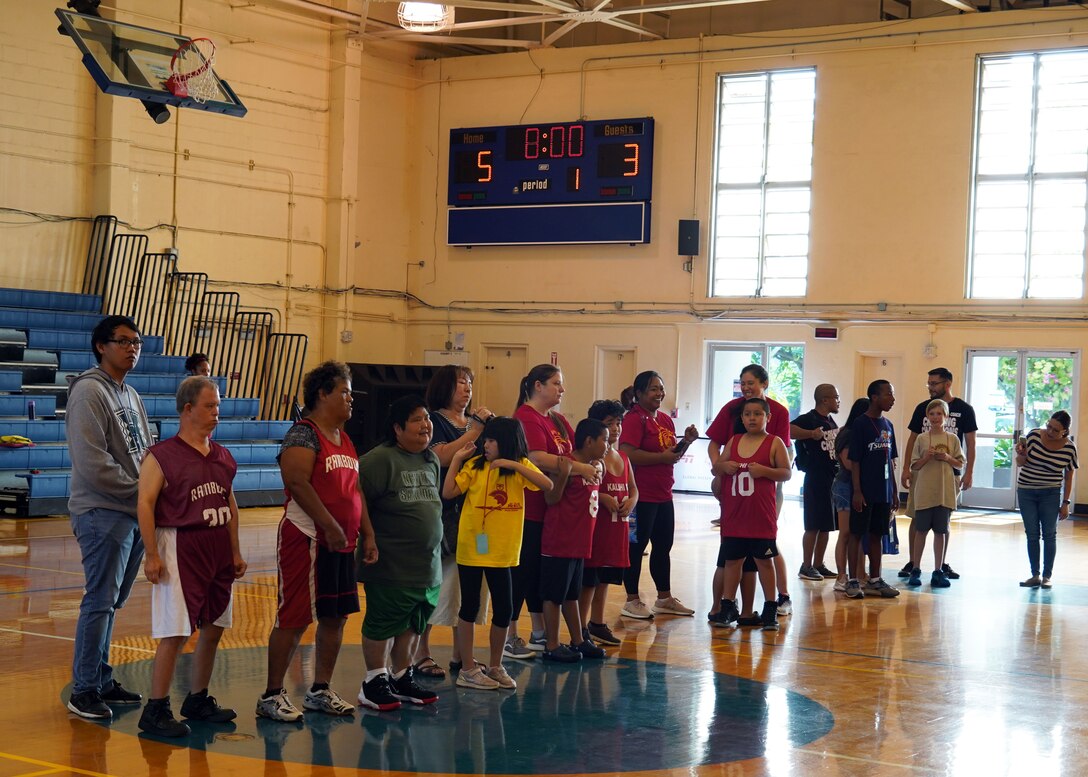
719, 433, 778, 540
618, 405, 677, 502
514, 404, 574, 523
148, 436, 237, 530
283, 419, 361, 552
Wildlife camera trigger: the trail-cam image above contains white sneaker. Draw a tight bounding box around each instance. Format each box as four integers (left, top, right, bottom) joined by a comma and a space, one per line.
652, 596, 695, 616
833, 576, 847, 592
256, 690, 303, 722
621, 600, 654, 619
486, 665, 517, 690
776, 594, 793, 616
303, 687, 355, 716
456, 666, 500, 690
526, 632, 547, 652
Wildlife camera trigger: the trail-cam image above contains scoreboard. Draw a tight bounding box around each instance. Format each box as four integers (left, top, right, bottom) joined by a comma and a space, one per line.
447, 117, 655, 246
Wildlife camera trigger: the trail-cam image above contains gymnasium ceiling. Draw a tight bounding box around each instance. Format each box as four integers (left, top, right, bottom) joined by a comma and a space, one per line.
266, 0, 1076, 58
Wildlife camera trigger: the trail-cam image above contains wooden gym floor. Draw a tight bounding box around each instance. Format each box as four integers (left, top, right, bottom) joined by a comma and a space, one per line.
0, 494, 1082, 777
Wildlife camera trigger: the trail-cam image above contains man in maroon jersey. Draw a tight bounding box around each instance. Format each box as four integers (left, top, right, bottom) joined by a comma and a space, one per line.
136, 376, 247, 737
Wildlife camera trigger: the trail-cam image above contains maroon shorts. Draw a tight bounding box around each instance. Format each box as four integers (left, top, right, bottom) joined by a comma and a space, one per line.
276, 518, 360, 629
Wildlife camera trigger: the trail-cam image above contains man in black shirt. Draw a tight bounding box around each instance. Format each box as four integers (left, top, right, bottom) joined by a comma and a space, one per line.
791, 384, 840, 581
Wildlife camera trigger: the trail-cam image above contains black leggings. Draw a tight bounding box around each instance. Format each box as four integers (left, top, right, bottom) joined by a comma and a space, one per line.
623, 500, 674, 595
457, 565, 513, 628
510, 520, 543, 620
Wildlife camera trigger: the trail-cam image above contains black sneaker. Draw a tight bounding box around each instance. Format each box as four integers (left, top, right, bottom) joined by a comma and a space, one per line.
101, 680, 142, 705
574, 639, 606, 659
736, 612, 762, 627
181, 690, 237, 722
761, 600, 779, 632
898, 561, 913, 579
357, 674, 402, 712
138, 697, 191, 738
542, 644, 582, 663
390, 667, 438, 705
67, 690, 112, 719
712, 599, 739, 627
941, 563, 961, 580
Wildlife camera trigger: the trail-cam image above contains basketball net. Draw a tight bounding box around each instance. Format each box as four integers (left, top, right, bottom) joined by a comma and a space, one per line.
165, 38, 218, 104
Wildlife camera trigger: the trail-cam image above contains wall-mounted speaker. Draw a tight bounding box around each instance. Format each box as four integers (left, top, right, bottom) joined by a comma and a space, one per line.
678, 219, 700, 256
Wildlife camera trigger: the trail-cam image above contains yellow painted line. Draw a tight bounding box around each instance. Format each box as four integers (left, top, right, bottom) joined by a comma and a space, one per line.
0, 751, 116, 777
12, 768, 66, 777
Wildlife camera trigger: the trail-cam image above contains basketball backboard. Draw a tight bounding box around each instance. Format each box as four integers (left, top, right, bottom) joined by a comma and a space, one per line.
56, 8, 246, 118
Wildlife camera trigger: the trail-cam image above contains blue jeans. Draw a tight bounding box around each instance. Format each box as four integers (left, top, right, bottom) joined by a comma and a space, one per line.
70, 509, 144, 694
1017, 487, 1060, 578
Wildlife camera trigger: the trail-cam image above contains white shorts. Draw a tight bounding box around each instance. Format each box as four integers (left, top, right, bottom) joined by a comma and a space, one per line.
151, 526, 234, 639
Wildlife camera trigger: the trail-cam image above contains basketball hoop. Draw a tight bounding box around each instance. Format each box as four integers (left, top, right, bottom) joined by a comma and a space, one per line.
165, 37, 219, 103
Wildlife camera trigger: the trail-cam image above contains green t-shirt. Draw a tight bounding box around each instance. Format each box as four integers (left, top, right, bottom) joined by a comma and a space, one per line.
356, 444, 443, 588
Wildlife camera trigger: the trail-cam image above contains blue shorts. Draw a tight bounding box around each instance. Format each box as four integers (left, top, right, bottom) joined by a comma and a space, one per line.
831, 479, 852, 513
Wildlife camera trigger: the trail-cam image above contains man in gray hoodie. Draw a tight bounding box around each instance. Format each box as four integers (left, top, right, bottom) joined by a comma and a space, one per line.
66, 315, 154, 719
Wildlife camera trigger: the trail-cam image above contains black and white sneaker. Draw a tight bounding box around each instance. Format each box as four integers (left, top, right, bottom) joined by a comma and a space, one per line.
101, 680, 142, 705
761, 600, 779, 632
390, 668, 438, 705
138, 697, 191, 738
181, 690, 237, 722
67, 690, 112, 719
358, 674, 402, 712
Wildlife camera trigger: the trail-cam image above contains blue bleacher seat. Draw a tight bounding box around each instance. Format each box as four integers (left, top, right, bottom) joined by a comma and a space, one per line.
0, 394, 56, 417
0, 288, 101, 313
27, 330, 164, 354
0, 285, 289, 516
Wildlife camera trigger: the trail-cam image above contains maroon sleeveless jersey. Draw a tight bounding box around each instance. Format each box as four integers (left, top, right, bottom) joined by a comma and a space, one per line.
586, 451, 632, 569
149, 436, 237, 529
283, 419, 362, 551
719, 433, 778, 540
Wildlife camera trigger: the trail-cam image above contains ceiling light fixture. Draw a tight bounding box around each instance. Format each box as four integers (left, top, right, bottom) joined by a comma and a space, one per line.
937, 0, 978, 11
397, 2, 455, 31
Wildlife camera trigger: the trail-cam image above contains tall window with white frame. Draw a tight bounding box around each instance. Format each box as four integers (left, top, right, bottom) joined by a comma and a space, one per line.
709, 68, 816, 298
970, 51, 1088, 299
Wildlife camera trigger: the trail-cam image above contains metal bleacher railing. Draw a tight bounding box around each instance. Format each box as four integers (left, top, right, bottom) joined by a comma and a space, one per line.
81, 216, 307, 420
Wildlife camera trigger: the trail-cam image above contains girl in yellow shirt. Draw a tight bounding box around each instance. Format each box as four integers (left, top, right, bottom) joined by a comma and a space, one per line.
442, 417, 551, 690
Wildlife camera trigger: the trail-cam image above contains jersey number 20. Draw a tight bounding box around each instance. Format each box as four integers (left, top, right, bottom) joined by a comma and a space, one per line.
202, 506, 232, 526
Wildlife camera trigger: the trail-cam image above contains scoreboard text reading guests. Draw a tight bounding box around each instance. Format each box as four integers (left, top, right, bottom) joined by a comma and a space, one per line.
446, 118, 655, 247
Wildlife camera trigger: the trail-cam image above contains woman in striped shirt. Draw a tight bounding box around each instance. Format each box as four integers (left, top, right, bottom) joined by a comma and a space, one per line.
1014, 411, 1078, 589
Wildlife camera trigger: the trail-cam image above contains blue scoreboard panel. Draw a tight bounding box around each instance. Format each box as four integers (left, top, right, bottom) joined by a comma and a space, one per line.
447, 117, 654, 246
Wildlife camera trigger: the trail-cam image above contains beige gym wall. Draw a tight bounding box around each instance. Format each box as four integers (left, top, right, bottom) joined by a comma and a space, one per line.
2, 2, 1088, 499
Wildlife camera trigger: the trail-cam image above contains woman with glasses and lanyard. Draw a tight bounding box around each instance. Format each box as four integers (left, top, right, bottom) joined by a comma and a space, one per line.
1015, 411, 1078, 589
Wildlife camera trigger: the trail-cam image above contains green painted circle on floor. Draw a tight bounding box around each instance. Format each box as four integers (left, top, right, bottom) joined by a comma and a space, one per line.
71, 646, 834, 772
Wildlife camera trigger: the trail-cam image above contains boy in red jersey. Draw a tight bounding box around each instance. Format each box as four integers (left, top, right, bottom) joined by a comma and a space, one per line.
136, 377, 246, 737
540, 419, 609, 662
580, 400, 638, 646
716, 398, 792, 631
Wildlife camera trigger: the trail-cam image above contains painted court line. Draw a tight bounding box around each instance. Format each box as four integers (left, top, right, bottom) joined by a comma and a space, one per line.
0, 626, 156, 655
0, 750, 114, 777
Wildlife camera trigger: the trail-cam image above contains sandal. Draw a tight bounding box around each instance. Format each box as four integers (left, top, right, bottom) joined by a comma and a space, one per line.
413, 656, 446, 679
448, 658, 485, 674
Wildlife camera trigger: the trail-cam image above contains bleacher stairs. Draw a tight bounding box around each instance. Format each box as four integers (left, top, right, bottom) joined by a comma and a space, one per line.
0, 287, 291, 517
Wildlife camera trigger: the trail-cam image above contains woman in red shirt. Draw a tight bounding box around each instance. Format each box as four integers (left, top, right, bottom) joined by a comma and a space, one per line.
509, 364, 599, 654
618, 371, 699, 620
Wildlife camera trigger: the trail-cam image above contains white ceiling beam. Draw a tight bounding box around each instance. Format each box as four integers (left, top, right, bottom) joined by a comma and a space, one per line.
610, 0, 771, 17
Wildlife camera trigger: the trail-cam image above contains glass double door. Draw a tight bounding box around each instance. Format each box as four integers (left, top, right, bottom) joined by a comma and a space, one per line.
963, 350, 1078, 509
